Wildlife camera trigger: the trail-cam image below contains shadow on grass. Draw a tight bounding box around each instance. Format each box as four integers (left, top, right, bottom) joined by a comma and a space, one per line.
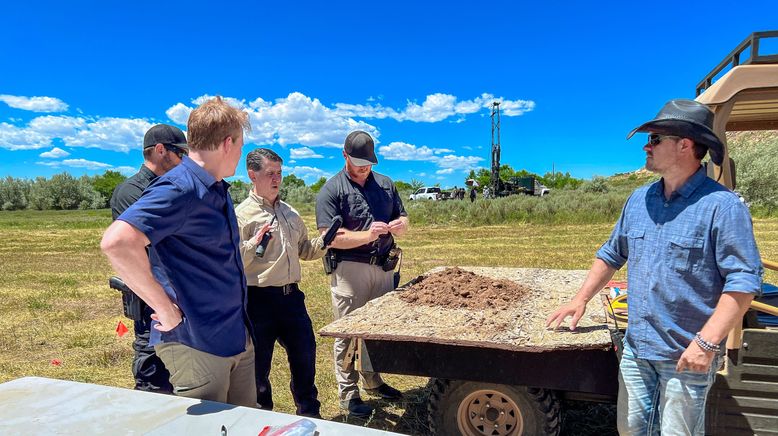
560, 399, 617, 436
327, 385, 432, 435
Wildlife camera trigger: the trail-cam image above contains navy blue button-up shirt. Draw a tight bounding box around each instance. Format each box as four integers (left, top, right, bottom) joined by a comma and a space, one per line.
118, 156, 250, 357
597, 167, 762, 360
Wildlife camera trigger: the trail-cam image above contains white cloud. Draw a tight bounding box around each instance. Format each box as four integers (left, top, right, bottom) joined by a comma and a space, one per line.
436, 154, 484, 171
0, 116, 151, 153
378, 141, 483, 174
61, 158, 113, 169
39, 147, 70, 158
335, 93, 535, 122
168, 93, 379, 148
282, 165, 331, 182
64, 117, 152, 152
0, 94, 69, 112
403, 93, 458, 122
0, 122, 53, 150
37, 158, 113, 170
289, 147, 323, 159
114, 166, 137, 175
28, 115, 87, 136
192, 95, 247, 109
161, 91, 532, 156
165, 103, 191, 125
378, 141, 453, 161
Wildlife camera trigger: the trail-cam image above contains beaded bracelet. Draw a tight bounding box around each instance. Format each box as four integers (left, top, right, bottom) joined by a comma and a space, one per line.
694, 332, 721, 353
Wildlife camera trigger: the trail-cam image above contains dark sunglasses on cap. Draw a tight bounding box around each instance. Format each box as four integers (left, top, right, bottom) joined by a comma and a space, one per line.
164, 144, 188, 158
647, 134, 682, 147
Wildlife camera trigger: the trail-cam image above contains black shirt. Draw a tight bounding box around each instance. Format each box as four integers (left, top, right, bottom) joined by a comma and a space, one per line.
110, 165, 158, 220
315, 168, 407, 257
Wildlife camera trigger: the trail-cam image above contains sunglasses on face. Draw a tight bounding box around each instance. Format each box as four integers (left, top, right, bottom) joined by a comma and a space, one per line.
164, 144, 188, 158
647, 134, 681, 147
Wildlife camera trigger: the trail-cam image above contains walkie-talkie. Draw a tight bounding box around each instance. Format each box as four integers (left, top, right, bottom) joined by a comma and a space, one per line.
255, 216, 277, 258
322, 215, 343, 247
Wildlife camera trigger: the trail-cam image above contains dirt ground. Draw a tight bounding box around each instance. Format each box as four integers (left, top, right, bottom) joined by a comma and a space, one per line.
399, 267, 532, 310
322, 266, 612, 352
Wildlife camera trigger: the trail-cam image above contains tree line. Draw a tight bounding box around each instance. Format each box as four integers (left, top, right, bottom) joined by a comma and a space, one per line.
0, 172, 124, 211
0, 172, 332, 211
3, 133, 776, 215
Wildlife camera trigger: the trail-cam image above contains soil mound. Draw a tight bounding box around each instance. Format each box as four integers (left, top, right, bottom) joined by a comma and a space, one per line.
399, 267, 531, 310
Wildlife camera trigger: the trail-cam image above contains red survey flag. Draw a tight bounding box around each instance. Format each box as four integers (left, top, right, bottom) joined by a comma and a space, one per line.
116, 321, 129, 337
50, 359, 62, 366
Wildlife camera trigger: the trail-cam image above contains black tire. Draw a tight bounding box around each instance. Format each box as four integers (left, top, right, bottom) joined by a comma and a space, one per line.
428, 379, 560, 436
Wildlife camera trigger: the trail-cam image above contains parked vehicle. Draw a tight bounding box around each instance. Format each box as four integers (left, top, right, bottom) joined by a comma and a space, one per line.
409, 187, 441, 201
488, 177, 550, 198
511, 176, 550, 197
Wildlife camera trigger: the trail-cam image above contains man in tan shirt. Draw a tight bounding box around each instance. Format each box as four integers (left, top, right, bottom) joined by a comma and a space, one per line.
236, 148, 326, 418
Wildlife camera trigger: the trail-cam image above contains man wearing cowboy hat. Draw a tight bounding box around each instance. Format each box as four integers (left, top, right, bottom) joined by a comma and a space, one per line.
547, 99, 762, 434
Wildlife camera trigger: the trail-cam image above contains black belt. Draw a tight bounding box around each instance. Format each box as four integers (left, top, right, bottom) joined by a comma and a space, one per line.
337, 253, 388, 266
249, 283, 299, 295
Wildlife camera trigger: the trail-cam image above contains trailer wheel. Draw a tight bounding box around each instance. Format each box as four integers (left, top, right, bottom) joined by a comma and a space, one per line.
428, 379, 560, 436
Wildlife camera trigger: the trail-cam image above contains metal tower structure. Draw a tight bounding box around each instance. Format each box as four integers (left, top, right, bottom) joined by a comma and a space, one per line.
490, 101, 501, 197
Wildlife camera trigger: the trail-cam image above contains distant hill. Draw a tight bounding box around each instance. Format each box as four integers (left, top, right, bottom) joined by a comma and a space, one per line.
607, 168, 657, 189
727, 130, 778, 153
604, 131, 778, 192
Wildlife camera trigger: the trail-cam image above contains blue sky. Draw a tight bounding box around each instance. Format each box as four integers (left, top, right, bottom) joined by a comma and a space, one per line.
1, 1, 777, 187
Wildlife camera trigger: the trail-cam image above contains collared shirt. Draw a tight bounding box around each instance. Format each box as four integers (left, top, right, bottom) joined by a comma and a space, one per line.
315, 168, 407, 257
118, 156, 250, 358
597, 166, 762, 360
236, 191, 326, 287
110, 165, 157, 219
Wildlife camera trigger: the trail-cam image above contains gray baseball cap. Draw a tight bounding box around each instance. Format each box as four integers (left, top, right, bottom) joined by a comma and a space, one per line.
344, 131, 378, 166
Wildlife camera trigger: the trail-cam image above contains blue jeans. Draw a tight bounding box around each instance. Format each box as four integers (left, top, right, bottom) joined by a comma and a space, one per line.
617, 341, 718, 435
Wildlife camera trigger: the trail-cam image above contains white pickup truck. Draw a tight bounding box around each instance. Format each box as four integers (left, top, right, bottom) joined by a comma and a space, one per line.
408, 187, 441, 201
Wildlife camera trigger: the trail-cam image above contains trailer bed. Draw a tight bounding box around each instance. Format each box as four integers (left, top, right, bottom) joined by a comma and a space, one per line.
320, 267, 612, 353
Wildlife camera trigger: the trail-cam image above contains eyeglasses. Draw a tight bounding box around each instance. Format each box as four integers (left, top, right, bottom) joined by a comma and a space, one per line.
164, 144, 188, 159
647, 134, 681, 147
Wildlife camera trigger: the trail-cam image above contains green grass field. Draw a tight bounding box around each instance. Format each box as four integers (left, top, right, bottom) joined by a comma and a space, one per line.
1, 209, 777, 434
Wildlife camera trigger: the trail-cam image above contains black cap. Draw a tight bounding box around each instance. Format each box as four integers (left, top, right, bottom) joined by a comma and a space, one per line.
143, 124, 188, 150
344, 131, 378, 166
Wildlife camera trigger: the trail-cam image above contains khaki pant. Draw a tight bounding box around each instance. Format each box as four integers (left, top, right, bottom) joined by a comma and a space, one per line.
330, 260, 395, 406
155, 331, 256, 407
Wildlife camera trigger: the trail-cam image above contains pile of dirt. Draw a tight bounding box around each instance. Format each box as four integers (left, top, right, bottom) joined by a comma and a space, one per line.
399, 267, 532, 310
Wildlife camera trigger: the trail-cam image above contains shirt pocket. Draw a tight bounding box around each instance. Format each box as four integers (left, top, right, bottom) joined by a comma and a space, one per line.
287, 217, 302, 247
342, 193, 370, 226
665, 234, 704, 273
627, 229, 645, 263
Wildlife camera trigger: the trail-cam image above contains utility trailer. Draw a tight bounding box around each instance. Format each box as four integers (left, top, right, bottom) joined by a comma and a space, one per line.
321, 31, 778, 435
321, 267, 620, 435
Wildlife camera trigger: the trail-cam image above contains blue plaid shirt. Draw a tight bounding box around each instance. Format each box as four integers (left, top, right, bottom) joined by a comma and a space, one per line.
597, 167, 762, 360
